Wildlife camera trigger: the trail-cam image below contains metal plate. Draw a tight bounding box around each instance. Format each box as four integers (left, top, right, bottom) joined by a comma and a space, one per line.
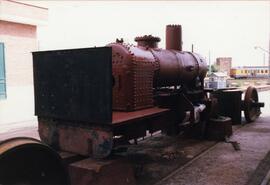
33, 47, 112, 124
212, 90, 243, 124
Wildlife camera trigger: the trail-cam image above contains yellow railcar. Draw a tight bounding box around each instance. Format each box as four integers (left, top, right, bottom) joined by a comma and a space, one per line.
230, 66, 269, 78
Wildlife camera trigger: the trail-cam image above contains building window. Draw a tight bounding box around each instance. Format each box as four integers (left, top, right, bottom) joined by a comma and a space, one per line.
0, 43, 6, 100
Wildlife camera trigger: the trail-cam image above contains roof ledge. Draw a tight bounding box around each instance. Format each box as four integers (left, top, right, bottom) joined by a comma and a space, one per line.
0, 0, 48, 26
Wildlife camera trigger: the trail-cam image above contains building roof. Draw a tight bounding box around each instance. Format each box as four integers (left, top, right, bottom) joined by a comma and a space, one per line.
209, 72, 228, 77
216, 57, 232, 61
0, 0, 48, 26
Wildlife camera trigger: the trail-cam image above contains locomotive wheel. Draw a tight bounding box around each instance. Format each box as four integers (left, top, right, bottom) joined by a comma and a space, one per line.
0, 137, 69, 185
244, 86, 264, 123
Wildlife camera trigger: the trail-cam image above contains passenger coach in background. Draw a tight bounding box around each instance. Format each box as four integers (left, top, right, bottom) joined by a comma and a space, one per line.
230, 66, 269, 78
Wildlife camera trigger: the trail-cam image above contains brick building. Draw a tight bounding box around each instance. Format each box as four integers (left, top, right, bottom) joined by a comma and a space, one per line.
215, 57, 232, 76
0, 0, 47, 124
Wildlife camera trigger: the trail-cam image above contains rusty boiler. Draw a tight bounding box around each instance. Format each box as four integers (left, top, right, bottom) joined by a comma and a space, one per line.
109, 25, 208, 111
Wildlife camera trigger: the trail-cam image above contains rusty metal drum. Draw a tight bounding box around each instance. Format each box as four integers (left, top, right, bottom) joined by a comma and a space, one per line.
0, 137, 69, 185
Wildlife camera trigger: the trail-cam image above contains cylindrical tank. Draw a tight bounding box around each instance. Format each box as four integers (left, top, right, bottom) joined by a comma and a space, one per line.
109, 37, 208, 87
150, 49, 207, 87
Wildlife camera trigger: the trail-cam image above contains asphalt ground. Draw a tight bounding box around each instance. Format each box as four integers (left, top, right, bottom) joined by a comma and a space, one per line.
154, 115, 270, 185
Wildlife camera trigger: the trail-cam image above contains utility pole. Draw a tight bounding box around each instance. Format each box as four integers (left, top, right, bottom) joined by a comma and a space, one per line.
208, 50, 211, 74
268, 39, 270, 84
254, 45, 270, 83
263, 53, 266, 66
268, 4, 270, 84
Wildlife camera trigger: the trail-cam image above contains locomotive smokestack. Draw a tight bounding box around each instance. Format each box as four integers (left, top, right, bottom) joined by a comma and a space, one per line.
166, 25, 182, 51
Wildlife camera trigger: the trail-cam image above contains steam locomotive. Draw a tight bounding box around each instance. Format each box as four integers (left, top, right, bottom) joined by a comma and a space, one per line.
0, 25, 264, 185
34, 25, 211, 157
